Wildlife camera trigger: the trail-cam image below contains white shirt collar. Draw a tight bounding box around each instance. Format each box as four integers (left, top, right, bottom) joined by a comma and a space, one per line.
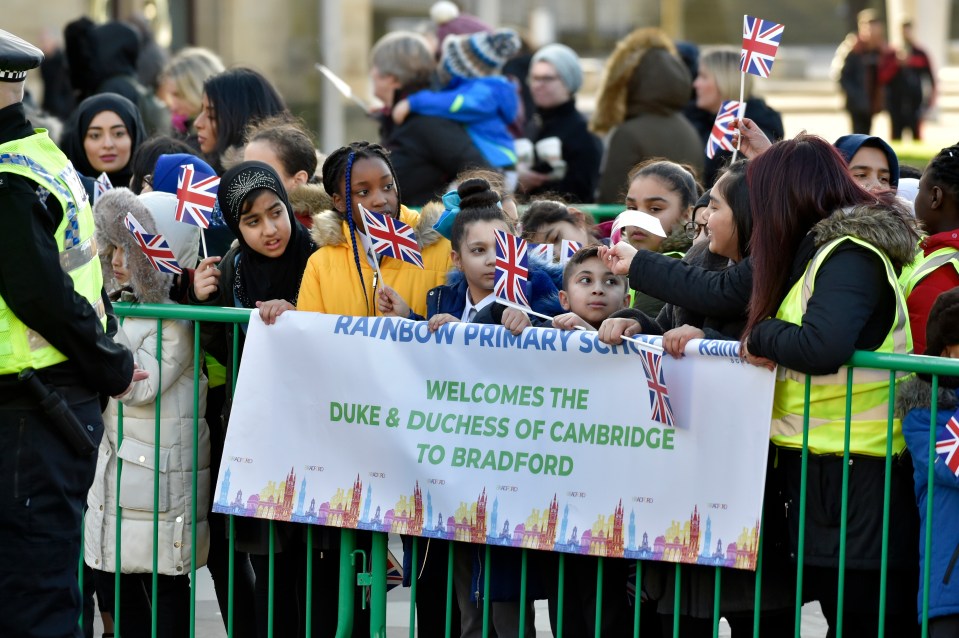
462, 291, 496, 322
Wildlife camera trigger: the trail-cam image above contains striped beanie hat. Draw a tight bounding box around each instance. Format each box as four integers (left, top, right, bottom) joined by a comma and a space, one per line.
442, 28, 521, 80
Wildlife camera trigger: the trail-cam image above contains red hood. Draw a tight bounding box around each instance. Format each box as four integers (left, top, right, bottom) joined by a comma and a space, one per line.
923, 229, 959, 254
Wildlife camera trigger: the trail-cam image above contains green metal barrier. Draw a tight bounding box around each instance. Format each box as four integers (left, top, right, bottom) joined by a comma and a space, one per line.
92, 303, 959, 637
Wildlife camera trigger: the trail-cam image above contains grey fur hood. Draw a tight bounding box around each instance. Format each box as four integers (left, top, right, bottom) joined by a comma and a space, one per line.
812, 202, 920, 271
895, 376, 959, 418
93, 189, 200, 303
309, 200, 446, 251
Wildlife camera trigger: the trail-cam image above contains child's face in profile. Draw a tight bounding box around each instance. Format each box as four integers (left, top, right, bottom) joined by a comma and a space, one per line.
336, 157, 399, 229
110, 245, 130, 286
452, 219, 511, 301
237, 190, 292, 258
560, 255, 629, 328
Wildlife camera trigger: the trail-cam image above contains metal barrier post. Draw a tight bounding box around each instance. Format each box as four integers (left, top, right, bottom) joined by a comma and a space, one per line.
371, 531, 388, 637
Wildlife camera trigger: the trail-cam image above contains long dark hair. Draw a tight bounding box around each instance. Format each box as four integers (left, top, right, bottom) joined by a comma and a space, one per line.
745, 134, 887, 334
712, 159, 752, 260
203, 68, 288, 162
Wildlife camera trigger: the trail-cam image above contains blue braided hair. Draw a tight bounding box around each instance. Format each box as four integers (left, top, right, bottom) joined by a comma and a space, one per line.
343, 151, 368, 306
321, 141, 401, 310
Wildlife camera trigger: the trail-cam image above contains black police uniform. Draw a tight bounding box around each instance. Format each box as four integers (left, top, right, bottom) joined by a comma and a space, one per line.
0, 29, 134, 638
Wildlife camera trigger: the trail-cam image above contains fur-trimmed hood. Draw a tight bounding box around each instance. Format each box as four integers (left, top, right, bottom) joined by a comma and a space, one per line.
288, 182, 333, 216
590, 28, 686, 135
310, 201, 446, 251
93, 189, 200, 303
812, 203, 920, 271
895, 376, 959, 418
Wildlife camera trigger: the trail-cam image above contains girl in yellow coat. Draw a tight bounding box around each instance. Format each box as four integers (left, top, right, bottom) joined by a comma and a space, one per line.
296, 141, 452, 316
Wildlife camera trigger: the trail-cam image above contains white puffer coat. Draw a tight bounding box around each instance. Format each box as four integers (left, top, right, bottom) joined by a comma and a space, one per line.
84, 189, 211, 575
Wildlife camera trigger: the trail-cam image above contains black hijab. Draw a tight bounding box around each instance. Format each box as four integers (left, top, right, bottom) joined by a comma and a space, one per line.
218, 161, 316, 308
61, 93, 147, 187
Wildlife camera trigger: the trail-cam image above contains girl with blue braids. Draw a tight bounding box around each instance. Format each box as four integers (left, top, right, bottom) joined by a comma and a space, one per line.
297, 141, 452, 316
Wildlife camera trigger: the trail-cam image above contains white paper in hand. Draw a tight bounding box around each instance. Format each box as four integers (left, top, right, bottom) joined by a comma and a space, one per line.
610, 210, 667, 244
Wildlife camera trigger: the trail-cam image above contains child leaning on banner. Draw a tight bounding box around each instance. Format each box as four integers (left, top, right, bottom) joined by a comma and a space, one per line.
378, 177, 547, 637
189, 161, 331, 638
296, 141, 452, 316
84, 188, 210, 638
897, 287, 959, 638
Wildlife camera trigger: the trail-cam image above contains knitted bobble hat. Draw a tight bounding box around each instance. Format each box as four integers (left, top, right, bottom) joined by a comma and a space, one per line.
442, 28, 521, 80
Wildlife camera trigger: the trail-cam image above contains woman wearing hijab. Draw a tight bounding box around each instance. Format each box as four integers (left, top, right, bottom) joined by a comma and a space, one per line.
61, 93, 147, 190
189, 161, 349, 638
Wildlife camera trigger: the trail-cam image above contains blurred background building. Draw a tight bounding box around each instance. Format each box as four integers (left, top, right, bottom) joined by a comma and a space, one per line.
6, 0, 957, 150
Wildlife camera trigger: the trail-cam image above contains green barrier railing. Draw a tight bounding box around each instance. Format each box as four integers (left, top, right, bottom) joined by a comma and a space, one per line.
89, 303, 959, 637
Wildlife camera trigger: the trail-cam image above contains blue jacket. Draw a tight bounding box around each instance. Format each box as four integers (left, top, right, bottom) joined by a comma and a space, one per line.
408, 76, 518, 168
899, 377, 959, 622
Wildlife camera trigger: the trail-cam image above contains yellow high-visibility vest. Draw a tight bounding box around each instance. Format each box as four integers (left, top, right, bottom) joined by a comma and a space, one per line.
770, 235, 912, 456
899, 245, 959, 298
0, 130, 105, 374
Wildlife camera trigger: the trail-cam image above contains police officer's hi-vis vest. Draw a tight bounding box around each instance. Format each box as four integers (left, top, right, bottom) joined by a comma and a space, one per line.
770, 236, 912, 457
0, 130, 106, 374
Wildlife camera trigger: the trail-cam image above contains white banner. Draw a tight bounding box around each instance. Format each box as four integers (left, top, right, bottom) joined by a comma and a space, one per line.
214, 313, 775, 570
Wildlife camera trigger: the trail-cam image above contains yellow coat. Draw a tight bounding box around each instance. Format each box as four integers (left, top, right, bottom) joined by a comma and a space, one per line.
297, 203, 452, 317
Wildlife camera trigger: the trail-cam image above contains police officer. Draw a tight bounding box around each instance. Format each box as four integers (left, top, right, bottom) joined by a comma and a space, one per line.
0, 29, 144, 637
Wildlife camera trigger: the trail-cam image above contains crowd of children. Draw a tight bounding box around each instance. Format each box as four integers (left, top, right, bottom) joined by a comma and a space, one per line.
19, 5, 959, 637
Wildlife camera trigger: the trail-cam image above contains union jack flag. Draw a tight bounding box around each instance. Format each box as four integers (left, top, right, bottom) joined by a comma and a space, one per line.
94, 172, 112, 202
123, 212, 148, 237
640, 350, 674, 427
386, 550, 403, 592
361, 206, 424, 268
560, 239, 582, 265
706, 100, 742, 159
175, 164, 219, 229
124, 213, 182, 274
530, 242, 554, 262
494, 229, 530, 307
741, 15, 784, 78
935, 412, 959, 477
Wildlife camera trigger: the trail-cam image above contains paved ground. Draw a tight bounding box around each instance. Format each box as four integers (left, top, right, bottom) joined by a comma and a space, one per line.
92, 536, 829, 637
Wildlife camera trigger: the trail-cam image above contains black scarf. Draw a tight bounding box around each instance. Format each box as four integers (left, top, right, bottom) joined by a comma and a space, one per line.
61, 93, 147, 187
219, 161, 316, 308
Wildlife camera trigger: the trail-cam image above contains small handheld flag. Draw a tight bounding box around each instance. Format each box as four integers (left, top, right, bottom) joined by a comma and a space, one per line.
124, 212, 182, 274
640, 349, 675, 427
123, 212, 148, 237
560, 239, 582, 265
936, 412, 959, 477
494, 229, 530, 308
94, 172, 112, 202
707, 100, 743, 159
741, 15, 784, 79
361, 207, 424, 268
530, 242, 554, 263
175, 164, 219, 229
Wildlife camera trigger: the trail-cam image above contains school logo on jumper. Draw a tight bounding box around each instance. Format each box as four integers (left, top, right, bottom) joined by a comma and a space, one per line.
361, 208, 424, 268
175, 164, 220, 229
494, 229, 530, 307
707, 100, 742, 159
640, 350, 675, 427
560, 239, 582, 265
936, 411, 959, 477
94, 172, 112, 202
124, 212, 182, 274
740, 15, 784, 78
